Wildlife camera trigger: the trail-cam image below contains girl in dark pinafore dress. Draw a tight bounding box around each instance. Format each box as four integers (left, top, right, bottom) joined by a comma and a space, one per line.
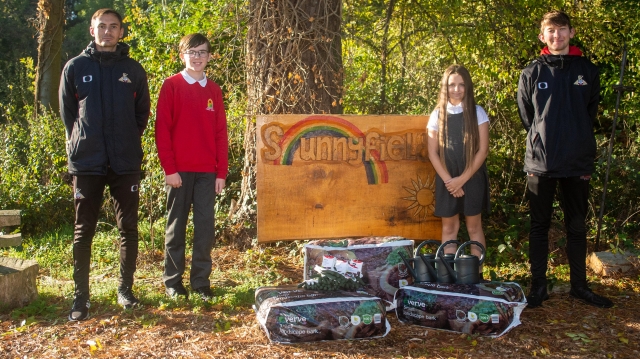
427, 65, 490, 259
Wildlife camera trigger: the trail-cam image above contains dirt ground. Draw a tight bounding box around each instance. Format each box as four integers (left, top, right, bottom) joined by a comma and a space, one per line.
1, 247, 639, 359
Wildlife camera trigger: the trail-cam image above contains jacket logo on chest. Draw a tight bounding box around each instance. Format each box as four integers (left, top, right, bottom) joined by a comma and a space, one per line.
206, 99, 214, 111
537, 82, 548, 89
573, 75, 588, 86
82, 75, 92, 83
119, 73, 132, 83
74, 188, 85, 199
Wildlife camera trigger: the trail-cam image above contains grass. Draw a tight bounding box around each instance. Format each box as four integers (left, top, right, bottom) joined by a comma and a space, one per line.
3, 222, 625, 324
3, 224, 304, 321
3, 228, 527, 319
2, 227, 639, 359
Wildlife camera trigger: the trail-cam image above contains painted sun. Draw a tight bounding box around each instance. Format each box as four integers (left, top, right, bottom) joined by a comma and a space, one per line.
402, 174, 436, 220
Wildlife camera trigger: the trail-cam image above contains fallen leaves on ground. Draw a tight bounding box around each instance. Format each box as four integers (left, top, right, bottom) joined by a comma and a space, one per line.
1, 247, 639, 359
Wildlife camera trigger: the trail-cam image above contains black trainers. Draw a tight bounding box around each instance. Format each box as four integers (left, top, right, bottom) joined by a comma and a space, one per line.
193, 286, 214, 301
526, 284, 549, 308
117, 287, 141, 309
570, 286, 614, 308
166, 282, 189, 299
68, 295, 90, 321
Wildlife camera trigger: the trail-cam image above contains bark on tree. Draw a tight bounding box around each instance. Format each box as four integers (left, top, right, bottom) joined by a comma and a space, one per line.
231, 0, 343, 246
34, 0, 65, 115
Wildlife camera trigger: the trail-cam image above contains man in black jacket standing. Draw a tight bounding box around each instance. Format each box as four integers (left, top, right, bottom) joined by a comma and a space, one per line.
518, 11, 612, 309
59, 8, 150, 321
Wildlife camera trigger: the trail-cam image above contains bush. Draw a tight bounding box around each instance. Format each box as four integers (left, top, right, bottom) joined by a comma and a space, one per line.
0, 58, 34, 124
0, 108, 73, 235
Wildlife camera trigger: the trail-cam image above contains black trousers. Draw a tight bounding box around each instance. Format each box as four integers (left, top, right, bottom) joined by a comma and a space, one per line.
163, 172, 216, 290
527, 175, 589, 288
72, 169, 140, 297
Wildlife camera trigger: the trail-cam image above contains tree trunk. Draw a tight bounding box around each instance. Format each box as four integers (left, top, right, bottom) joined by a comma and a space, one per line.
231, 0, 343, 247
34, 0, 65, 115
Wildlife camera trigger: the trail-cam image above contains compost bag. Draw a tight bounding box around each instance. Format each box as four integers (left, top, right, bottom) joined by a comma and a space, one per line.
395, 281, 526, 337
303, 236, 414, 309
254, 286, 390, 343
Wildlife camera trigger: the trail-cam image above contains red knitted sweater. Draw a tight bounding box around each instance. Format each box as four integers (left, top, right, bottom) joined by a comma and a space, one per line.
155, 73, 228, 178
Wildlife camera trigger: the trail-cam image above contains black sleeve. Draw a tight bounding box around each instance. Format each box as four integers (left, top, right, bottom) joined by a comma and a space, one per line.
517, 68, 535, 132
58, 62, 78, 139
587, 65, 600, 124
134, 64, 151, 136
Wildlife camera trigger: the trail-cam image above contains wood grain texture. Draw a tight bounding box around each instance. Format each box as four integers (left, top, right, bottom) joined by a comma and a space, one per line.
257, 115, 442, 242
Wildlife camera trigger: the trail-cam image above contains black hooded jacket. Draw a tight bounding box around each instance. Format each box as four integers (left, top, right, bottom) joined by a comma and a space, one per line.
517, 48, 600, 177
59, 41, 150, 175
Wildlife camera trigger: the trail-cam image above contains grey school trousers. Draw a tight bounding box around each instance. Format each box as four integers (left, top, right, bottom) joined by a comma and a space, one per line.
163, 172, 216, 290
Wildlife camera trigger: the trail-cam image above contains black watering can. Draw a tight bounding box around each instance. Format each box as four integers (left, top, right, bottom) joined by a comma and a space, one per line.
398, 240, 440, 283
434, 240, 460, 283
436, 240, 486, 285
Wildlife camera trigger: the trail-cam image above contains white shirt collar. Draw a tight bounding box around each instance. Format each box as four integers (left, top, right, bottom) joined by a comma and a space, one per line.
180, 69, 207, 87
446, 101, 464, 114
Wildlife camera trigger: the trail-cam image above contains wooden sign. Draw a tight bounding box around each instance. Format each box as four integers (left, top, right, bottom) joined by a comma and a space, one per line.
256, 114, 442, 242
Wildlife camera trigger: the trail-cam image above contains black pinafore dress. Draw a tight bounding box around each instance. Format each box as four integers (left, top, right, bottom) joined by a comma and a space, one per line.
434, 112, 490, 217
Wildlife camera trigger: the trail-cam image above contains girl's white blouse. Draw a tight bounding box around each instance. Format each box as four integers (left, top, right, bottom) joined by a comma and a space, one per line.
427, 102, 489, 131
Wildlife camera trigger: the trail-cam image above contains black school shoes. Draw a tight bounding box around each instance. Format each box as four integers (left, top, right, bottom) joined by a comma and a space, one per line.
569, 286, 614, 308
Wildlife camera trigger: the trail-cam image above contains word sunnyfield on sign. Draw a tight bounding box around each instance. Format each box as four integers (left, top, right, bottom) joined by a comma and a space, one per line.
257, 115, 442, 242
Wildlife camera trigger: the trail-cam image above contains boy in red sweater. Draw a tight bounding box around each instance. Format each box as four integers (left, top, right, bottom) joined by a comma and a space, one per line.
155, 33, 228, 301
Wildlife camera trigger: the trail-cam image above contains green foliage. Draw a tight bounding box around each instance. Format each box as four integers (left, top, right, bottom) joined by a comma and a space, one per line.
0, 0, 638, 257
124, 0, 248, 240
61, 0, 126, 62
1, 0, 250, 240
0, 108, 72, 235
343, 0, 640, 256
10, 297, 58, 321
0, 58, 34, 123
13, 226, 74, 278
3, 225, 284, 319
0, 0, 37, 62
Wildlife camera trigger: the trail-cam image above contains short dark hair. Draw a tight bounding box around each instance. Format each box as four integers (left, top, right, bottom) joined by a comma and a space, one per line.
91, 8, 123, 26
540, 11, 572, 32
179, 33, 211, 53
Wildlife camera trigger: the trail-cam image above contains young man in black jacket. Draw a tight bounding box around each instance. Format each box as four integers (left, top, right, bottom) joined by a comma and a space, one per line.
517, 11, 612, 309
59, 8, 150, 321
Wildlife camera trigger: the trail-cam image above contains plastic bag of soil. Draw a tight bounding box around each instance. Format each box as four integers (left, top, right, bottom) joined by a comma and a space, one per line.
254, 286, 391, 343
395, 282, 526, 338
303, 236, 414, 309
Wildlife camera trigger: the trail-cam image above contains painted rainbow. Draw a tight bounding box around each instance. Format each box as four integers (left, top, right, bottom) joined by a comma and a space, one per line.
274, 115, 388, 184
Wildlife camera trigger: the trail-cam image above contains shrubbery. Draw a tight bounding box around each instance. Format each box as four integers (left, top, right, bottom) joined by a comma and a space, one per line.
0, 109, 72, 235
1, 0, 638, 260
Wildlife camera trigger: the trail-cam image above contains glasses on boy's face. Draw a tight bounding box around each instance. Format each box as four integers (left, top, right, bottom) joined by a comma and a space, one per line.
183, 50, 209, 58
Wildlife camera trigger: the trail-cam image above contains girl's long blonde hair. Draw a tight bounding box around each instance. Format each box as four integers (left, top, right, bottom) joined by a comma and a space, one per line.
434, 64, 479, 171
